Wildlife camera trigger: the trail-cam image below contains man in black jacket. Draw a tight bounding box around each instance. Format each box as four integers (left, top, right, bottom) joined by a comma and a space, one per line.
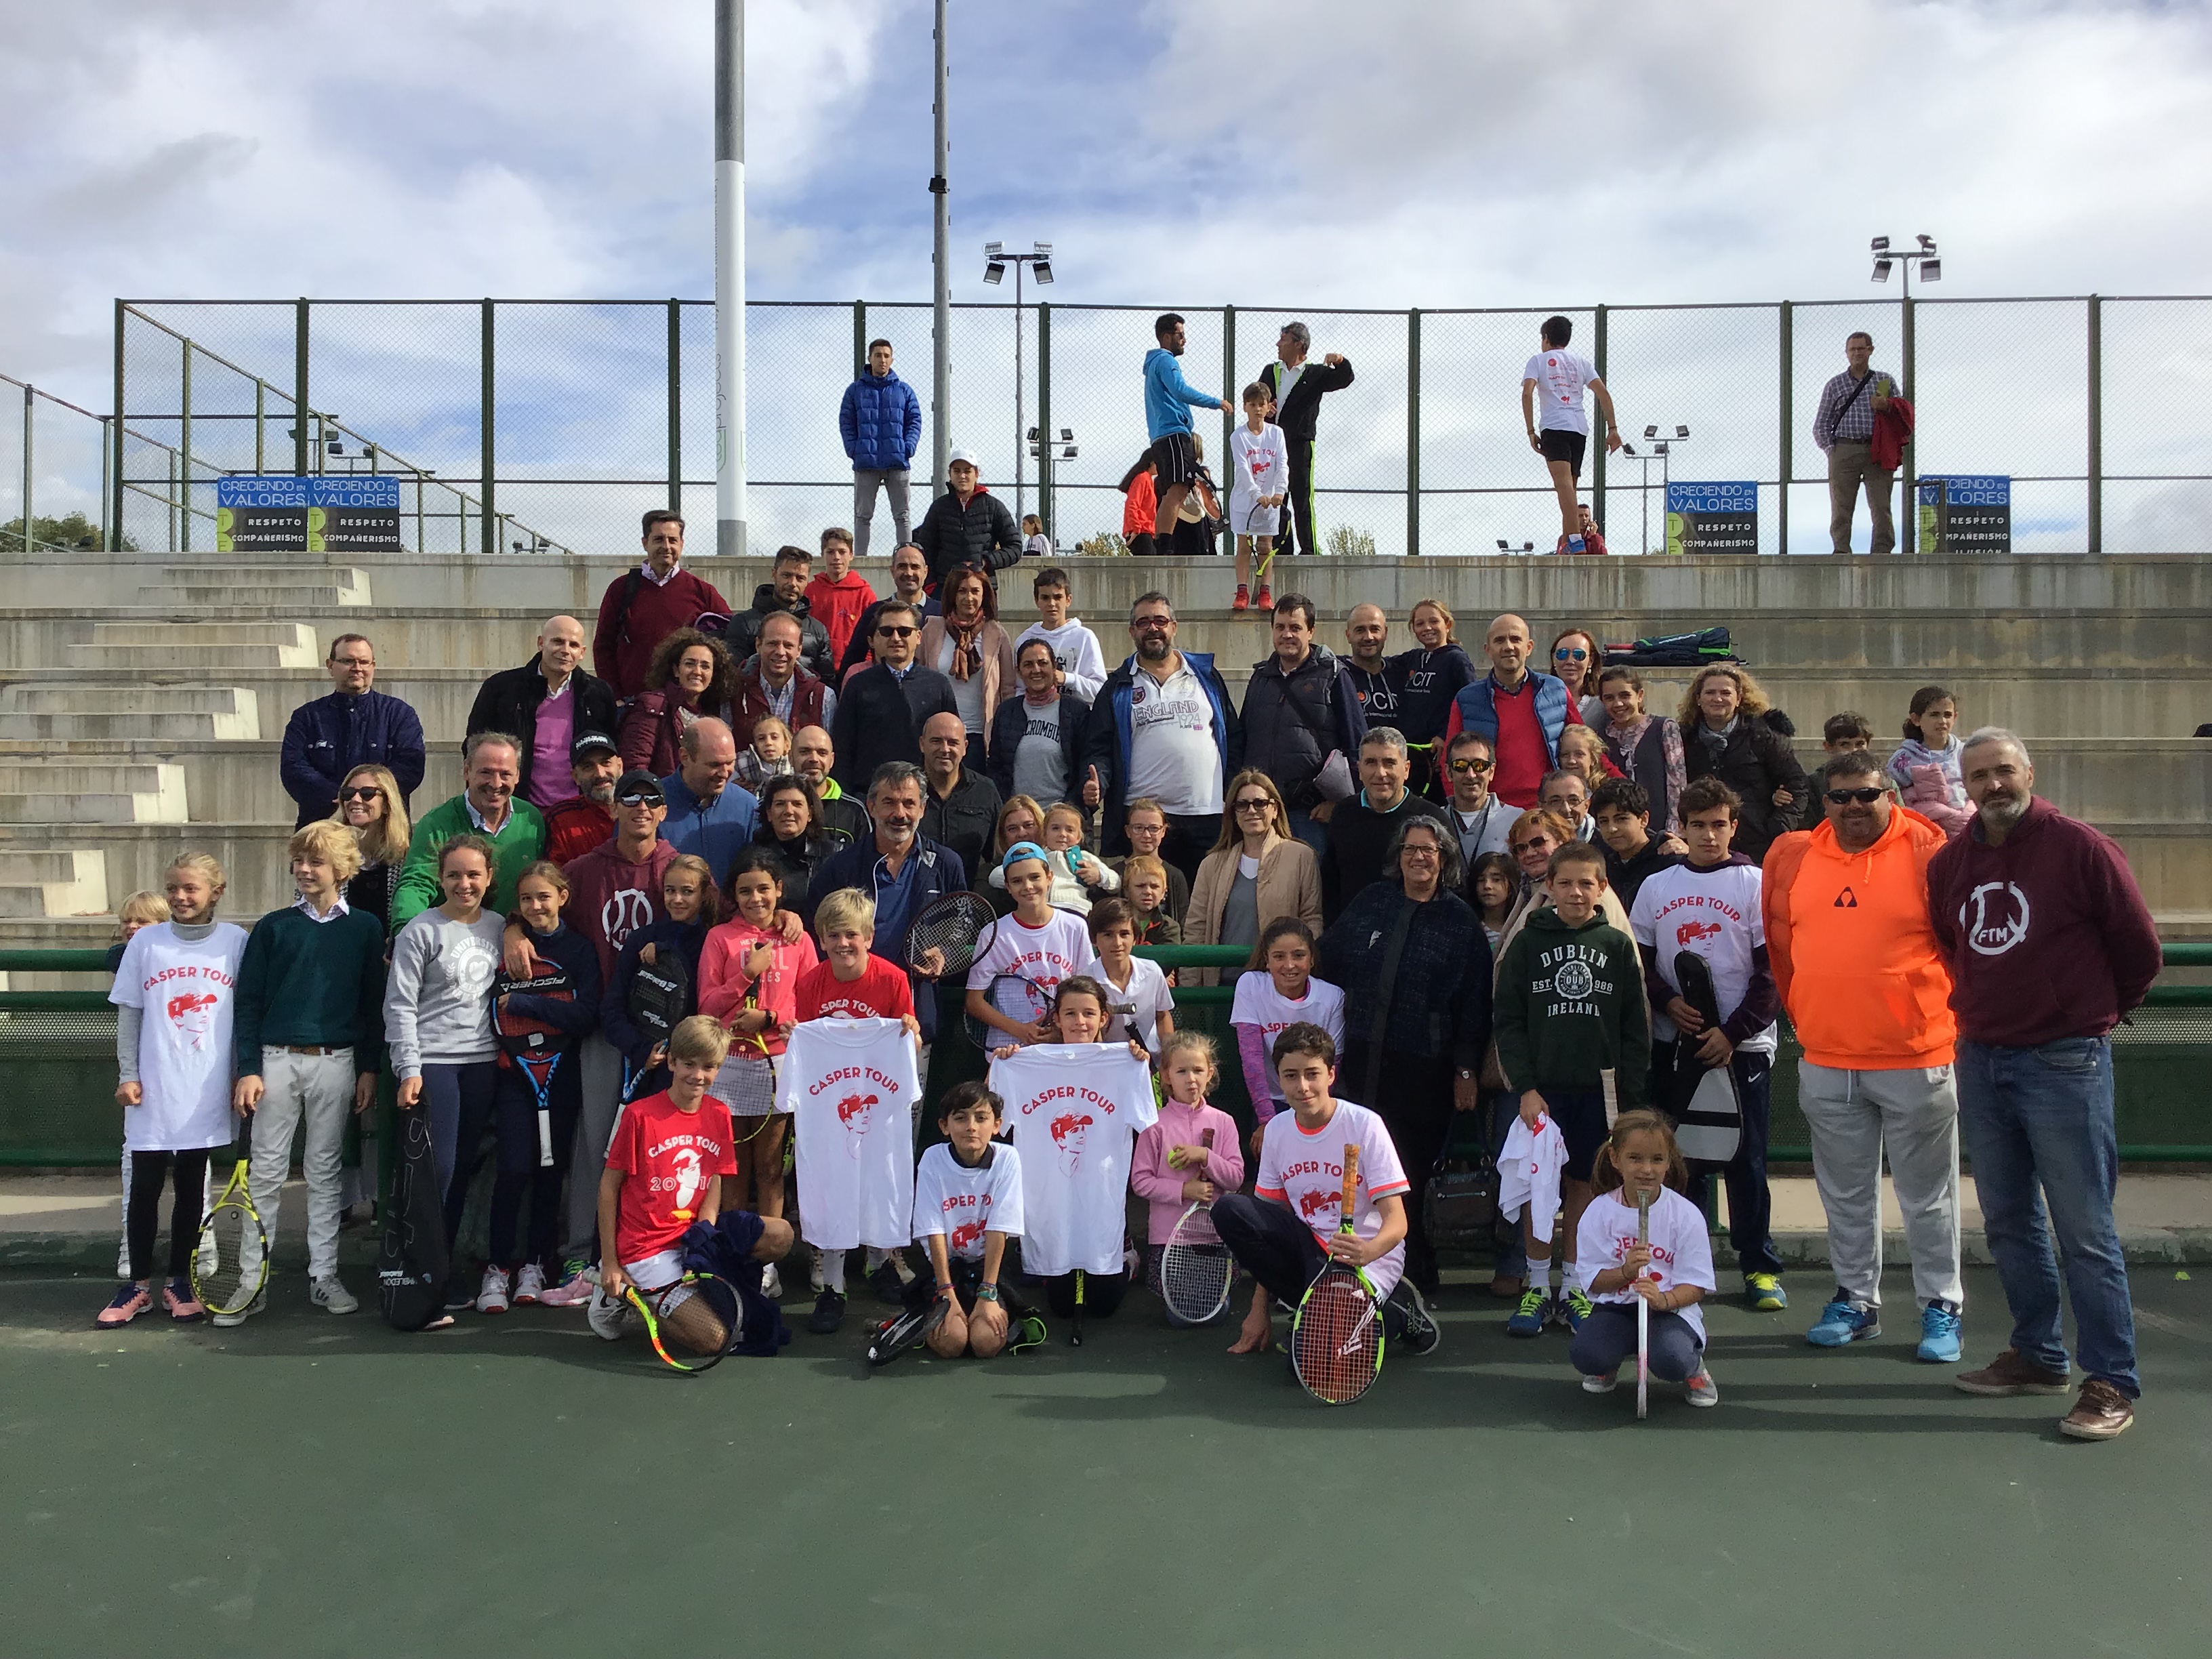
829, 602, 959, 794
724, 545, 833, 680
1258, 322, 1355, 558
1239, 594, 1368, 853
913, 450, 1021, 591
989, 638, 1091, 810
465, 615, 620, 810
919, 712, 1002, 882
839, 541, 940, 681
1320, 726, 1451, 924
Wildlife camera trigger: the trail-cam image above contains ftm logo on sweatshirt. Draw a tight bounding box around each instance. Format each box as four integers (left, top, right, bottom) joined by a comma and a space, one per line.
1536, 943, 1614, 1017
1961, 881, 2032, 956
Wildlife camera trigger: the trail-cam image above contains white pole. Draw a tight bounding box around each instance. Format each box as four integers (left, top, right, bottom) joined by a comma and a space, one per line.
715, 0, 747, 560
930, 0, 951, 499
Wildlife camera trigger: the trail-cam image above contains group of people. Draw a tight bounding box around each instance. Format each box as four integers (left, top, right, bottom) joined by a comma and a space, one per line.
99, 502, 2160, 1436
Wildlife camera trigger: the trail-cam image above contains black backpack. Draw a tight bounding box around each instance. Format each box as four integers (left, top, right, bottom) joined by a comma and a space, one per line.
377, 1105, 451, 1331
627, 948, 693, 1046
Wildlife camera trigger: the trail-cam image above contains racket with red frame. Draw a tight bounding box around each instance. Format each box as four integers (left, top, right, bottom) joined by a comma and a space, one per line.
494, 954, 577, 1167
1290, 1143, 1385, 1406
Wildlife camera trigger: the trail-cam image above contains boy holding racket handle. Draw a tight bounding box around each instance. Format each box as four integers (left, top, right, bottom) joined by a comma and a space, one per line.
1214, 1023, 1437, 1359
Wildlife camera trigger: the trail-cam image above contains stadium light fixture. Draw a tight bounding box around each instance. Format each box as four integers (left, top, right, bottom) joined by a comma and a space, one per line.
983, 239, 1059, 524
1870, 230, 1940, 291
1643, 424, 1658, 439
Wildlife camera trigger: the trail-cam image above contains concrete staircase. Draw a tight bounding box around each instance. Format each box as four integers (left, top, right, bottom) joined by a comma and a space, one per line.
0, 549, 2205, 939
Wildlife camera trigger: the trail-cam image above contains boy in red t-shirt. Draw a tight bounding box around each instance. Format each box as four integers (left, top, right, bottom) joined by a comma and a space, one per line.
588, 1016, 792, 1352
792, 886, 924, 1309
804, 528, 878, 667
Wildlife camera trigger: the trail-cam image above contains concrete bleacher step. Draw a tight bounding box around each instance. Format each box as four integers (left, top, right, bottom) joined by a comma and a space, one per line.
63, 623, 320, 672
139, 565, 370, 608
0, 763, 188, 825
0, 684, 262, 742
0, 849, 108, 919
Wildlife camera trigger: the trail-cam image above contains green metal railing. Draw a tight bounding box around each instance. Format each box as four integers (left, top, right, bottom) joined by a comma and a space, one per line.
3, 945, 2206, 1167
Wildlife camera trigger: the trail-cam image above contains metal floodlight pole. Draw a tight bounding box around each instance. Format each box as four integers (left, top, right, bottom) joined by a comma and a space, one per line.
1014, 256, 1024, 520
715, 0, 748, 560
983, 243, 1053, 522
1871, 233, 1940, 548
930, 0, 951, 498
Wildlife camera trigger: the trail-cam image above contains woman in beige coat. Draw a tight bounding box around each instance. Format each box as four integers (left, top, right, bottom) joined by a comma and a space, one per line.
916, 566, 1018, 755
1183, 770, 1323, 987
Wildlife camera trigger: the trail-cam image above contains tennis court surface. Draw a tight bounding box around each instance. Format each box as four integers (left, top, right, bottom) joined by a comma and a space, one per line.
4, 1265, 2207, 1658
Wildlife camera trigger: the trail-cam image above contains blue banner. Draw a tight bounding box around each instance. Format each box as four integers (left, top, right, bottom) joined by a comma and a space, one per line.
1664, 480, 1758, 555
216, 475, 402, 552
1917, 475, 2011, 554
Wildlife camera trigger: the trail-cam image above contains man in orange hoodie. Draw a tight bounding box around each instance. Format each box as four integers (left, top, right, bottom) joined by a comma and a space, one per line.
1763, 747, 1964, 1363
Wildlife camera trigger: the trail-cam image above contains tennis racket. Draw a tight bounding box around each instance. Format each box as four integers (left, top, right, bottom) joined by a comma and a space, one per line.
495, 953, 575, 1168
625, 1271, 742, 1373
1070, 1267, 1086, 1347
865, 1298, 947, 1367
1635, 1187, 1653, 1421
1290, 1144, 1385, 1406
1244, 499, 1282, 591
1158, 1127, 1233, 1326
191, 1118, 268, 1319
905, 890, 998, 980
964, 972, 1052, 1050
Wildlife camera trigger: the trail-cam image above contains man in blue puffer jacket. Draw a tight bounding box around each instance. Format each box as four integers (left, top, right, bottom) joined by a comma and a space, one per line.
840, 338, 923, 558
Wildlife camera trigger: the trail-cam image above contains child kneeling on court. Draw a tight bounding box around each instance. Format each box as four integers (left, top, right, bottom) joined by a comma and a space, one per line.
909, 1081, 1030, 1358
589, 1016, 793, 1355
1215, 1023, 1438, 1358
1568, 1109, 1719, 1408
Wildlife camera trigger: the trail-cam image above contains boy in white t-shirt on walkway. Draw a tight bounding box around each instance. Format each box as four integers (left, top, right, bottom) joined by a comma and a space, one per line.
1520, 315, 1620, 554
1227, 383, 1289, 613
1215, 1023, 1439, 1359
1012, 566, 1107, 702
1080, 897, 1175, 1054
1628, 776, 1786, 1313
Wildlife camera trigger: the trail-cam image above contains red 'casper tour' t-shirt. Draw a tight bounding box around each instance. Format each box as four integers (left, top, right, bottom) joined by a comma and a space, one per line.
607, 1090, 738, 1265
792, 953, 916, 1022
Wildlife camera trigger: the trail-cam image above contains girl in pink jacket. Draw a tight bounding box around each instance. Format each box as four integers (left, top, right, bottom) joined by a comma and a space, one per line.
1130, 1032, 1246, 1272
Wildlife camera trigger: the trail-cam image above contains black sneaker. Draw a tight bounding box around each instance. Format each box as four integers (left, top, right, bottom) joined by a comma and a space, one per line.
1391, 1281, 1441, 1357
867, 1260, 907, 1307
443, 1271, 474, 1311
808, 1288, 847, 1336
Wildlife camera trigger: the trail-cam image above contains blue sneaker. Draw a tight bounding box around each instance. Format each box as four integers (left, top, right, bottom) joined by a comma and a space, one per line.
1917, 1299, 1964, 1364
1745, 1272, 1788, 1311
1556, 1286, 1593, 1334
1507, 1287, 1549, 1338
1806, 1294, 1880, 1347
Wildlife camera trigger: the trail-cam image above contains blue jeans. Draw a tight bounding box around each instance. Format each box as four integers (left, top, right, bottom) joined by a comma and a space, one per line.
1957, 1037, 2138, 1398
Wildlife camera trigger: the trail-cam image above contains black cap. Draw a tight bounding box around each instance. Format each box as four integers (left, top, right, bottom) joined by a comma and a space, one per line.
614, 769, 666, 806
571, 731, 618, 762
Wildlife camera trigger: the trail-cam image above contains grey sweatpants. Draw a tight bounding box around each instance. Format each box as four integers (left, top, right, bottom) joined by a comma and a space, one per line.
853, 469, 912, 558
1798, 1060, 1964, 1309
244, 1047, 355, 1282
561, 1032, 628, 1265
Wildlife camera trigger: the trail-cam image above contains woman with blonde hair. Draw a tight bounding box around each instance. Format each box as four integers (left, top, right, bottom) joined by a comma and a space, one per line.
1677, 663, 1807, 864
329, 763, 412, 932
976, 794, 1045, 917
1183, 769, 1322, 987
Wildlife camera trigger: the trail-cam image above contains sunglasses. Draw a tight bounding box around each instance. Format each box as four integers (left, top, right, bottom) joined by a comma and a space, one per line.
617, 790, 664, 807
876, 625, 918, 638
1448, 757, 1494, 774
1553, 647, 1589, 661
1826, 787, 1886, 805
1233, 797, 1273, 813
339, 785, 383, 802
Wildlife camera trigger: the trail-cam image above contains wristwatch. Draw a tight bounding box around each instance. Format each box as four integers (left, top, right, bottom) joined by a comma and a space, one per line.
976, 1284, 1001, 1303
1456, 1067, 1478, 1081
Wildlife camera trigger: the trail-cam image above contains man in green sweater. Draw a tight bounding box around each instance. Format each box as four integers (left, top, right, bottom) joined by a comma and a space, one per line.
230, 822, 389, 1321
389, 731, 546, 935
1493, 838, 1650, 1336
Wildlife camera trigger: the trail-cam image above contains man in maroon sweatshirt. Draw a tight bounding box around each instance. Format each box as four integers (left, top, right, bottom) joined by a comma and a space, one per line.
591, 510, 732, 701
1927, 727, 2160, 1441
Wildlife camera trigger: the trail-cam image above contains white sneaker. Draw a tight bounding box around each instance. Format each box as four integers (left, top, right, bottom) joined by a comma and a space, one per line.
212, 1290, 268, 1329
587, 1285, 630, 1342
760, 1262, 783, 1300
1685, 1367, 1720, 1408
512, 1263, 547, 1305
476, 1265, 512, 1315
1582, 1370, 1618, 1394
311, 1275, 359, 1315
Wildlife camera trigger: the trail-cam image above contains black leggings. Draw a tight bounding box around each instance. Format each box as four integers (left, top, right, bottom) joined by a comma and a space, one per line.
1211, 1193, 1410, 1340
127, 1149, 210, 1284
1042, 1267, 1130, 1320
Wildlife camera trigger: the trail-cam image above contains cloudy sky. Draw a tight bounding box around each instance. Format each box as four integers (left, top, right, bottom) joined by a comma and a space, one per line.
5, 0, 2209, 551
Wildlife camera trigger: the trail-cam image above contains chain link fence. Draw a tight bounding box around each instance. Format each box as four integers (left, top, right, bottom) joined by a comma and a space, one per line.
28, 294, 2206, 560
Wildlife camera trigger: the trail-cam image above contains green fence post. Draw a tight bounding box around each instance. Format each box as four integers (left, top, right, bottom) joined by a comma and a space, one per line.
1406, 307, 1420, 557
99, 415, 112, 553
852, 298, 867, 382
1037, 300, 1053, 542
1591, 303, 1607, 532
1778, 300, 1792, 558
293, 298, 310, 478
18, 382, 30, 553
178, 338, 192, 552
111, 300, 126, 551
668, 298, 684, 514
254, 379, 266, 474
480, 298, 496, 557
2087, 293, 2102, 555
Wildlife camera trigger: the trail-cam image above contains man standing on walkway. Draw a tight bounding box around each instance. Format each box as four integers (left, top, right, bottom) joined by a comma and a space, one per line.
1084, 592, 1240, 883
1521, 316, 1619, 555
466, 615, 618, 811
1763, 749, 1965, 1363
1145, 314, 1230, 540
1814, 331, 1902, 556
1258, 322, 1355, 558
840, 337, 922, 558
280, 632, 426, 827
1929, 728, 2162, 1440
591, 510, 730, 701
1241, 594, 1368, 855
1441, 613, 1582, 809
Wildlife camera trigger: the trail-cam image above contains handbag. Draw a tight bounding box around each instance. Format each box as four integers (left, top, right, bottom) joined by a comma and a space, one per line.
1422, 1113, 1500, 1247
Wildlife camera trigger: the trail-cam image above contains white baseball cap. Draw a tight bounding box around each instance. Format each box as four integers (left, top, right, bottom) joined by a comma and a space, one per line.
947, 449, 980, 469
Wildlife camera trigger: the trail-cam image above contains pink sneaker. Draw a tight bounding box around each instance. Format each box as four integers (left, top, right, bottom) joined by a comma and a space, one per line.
96, 1284, 152, 1327
536, 1261, 598, 1308
163, 1279, 204, 1322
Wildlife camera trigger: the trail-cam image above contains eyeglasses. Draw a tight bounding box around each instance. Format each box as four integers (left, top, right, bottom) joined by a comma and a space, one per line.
1132, 615, 1173, 630
1553, 647, 1589, 661
875, 625, 918, 638
1826, 787, 1886, 805
339, 785, 383, 802
1233, 797, 1273, 813
1448, 757, 1493, 774
1400, 842, 1441, 858
616, 790, 664, 807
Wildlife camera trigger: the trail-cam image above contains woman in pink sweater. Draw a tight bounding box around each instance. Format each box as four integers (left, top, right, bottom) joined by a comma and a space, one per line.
1130, 1032, 1246, 1284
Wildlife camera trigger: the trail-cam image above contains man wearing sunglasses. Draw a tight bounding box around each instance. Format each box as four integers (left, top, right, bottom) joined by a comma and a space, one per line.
827, 600, 959, 795
1441, 731, 1522, 873
1761, 748, 1965, 1367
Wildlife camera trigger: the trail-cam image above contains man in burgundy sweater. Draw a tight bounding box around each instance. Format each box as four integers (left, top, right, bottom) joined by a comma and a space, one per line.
591, 510, 732, 701
1928, 728, 2160, 1441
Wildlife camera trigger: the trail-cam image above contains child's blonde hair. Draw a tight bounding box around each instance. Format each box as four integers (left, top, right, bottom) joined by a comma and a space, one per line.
813, 887, 876, 937
287, 819, 363, 883
1122, 853, 1168, 894
1158, 1028, 1216, 1090
1042, 800, 1085, 837
516, 860, 570, 899
1591, 1108, 1689, 1197
750, 714, 792, 752
113, 890, 170, 938
663, 853, 722, 926
164, 851, 226, 891
667, 1014, 733, 1069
